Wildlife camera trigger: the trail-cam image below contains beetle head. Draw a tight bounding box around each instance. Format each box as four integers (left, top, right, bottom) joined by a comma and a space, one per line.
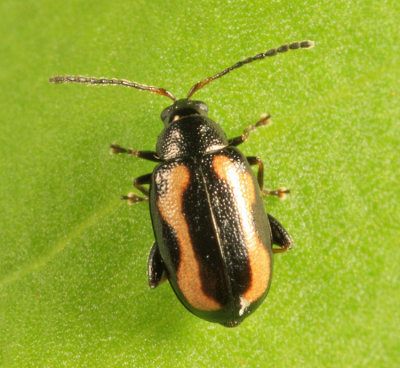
160, 99, 208, 125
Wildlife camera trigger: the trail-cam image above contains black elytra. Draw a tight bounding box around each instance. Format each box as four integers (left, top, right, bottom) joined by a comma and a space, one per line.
50, 40, 314, 327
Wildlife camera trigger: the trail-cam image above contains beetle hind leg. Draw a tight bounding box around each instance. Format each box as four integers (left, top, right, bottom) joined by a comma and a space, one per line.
147, 242, 167, 288
268, 214, 293, 253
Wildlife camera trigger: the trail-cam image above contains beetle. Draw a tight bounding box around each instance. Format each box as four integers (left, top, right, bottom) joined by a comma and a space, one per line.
50, 40, 314, 327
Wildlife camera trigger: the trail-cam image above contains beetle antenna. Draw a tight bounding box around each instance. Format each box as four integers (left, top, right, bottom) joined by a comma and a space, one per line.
187, 40, 314, 99
49, 75, 177, 102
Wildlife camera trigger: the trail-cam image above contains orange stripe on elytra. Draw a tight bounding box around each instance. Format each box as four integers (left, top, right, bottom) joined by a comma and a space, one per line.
157, 165, 221, 311
213, 155, 271, 303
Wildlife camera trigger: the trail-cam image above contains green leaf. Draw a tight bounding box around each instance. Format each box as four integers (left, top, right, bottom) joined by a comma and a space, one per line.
1, 0, 399, 366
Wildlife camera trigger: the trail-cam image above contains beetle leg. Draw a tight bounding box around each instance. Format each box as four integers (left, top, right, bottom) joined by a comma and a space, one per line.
268, 214, 293, 253
134, 173, 152, 196
228, 114, 271, 147
262, 187, 290, 200
110, 143, 163, 162
247, 156, 264, 189
147, 242, 167, 288
121, 173, 152, 204
247, 156, 290, 199
121, 192, 148, 204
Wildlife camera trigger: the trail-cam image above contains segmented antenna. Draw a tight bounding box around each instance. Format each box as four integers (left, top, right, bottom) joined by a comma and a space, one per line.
187, 40, 314, 99
49, 75, 176, 101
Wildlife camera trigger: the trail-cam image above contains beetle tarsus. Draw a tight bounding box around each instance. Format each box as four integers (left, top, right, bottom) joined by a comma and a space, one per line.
121, 192, 148, 205
262, 187, 290, 200
110, 143, 136, 155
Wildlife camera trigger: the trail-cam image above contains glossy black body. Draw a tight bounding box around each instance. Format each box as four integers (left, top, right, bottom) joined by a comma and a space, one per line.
149, 99, 274, 326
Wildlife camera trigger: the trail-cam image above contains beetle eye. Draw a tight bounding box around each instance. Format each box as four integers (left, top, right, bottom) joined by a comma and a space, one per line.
198, 102, 208, 113
161, 107, 171, 122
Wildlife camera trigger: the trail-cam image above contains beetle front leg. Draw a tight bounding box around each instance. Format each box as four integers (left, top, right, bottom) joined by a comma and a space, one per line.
228, 114, 271, 147
110, 143, 163, 162
268, 214, 293, 253
121, 173, 152, 204
147, 242, 167, 288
